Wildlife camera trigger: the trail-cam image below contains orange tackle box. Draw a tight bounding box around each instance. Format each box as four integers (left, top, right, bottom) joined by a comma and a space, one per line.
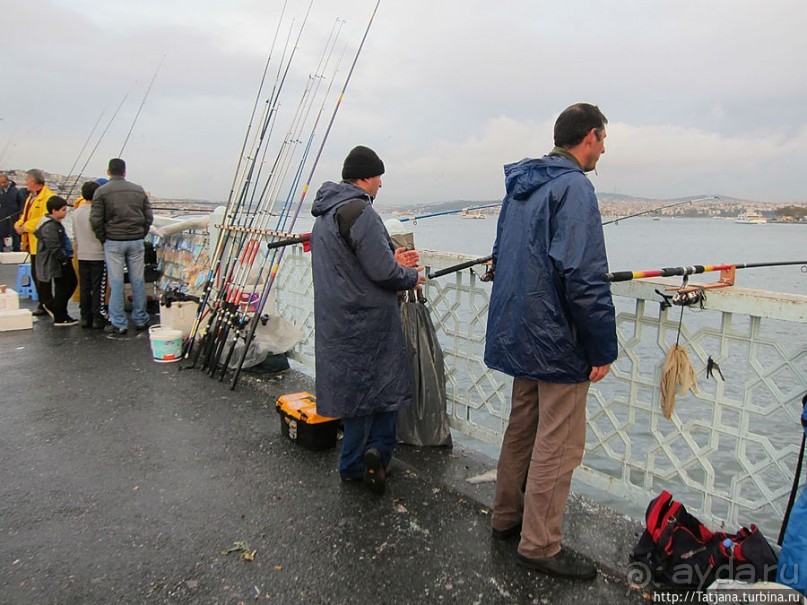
275, 392, 339, 451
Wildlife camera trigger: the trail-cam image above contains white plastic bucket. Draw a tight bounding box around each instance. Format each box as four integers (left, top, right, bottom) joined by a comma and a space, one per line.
149, 325, 183, 363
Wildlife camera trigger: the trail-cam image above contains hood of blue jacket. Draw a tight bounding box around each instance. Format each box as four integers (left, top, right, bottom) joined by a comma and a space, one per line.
504, 156, 580, 201
311, 181, 372, 217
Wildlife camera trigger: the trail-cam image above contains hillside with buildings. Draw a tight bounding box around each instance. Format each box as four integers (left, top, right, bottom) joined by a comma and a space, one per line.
5, 168, 806, 221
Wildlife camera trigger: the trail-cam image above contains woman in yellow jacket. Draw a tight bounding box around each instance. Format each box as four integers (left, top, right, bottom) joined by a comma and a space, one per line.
15, 169, 55, 314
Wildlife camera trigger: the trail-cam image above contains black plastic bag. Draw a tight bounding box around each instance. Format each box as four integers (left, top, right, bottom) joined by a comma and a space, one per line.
397, 300, 452, 447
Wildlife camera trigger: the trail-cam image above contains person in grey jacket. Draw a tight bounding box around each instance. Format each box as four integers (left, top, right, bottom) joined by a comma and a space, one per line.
74, 181, 106, 329
90, 158, 153, 335
310, 146, 424, 495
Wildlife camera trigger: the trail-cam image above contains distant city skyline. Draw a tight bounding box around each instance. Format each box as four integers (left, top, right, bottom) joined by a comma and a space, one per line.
4, 1, 807, 204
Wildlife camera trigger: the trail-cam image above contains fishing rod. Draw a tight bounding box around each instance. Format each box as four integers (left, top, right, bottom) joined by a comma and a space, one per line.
59, 105, 107, 202
224, 0, 289, 214
603, 260, 807, 283
601, 196, 718, 226
119, 54, 166, 156
0, 126, 22, 166
62, 92, 130, 205
209, 19, 345, 378
398, 202, 503, 223
426, 197, 720, 280
195, 5, 324, 374
229, 0, 384, 390
428, 255, 493, 279
185, 5, 305, 364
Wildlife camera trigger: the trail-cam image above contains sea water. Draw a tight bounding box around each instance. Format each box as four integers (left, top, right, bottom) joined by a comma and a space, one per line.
381, 215, 806, 296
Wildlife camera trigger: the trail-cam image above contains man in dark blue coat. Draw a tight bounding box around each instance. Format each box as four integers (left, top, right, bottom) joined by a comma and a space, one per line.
484, 103, 618, 580
0, 173, 23, 251
310, 146, 423, 495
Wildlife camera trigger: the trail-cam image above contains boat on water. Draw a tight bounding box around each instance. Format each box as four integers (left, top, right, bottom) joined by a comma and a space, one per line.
736, 211, 767, 224
460, 211, 486, 219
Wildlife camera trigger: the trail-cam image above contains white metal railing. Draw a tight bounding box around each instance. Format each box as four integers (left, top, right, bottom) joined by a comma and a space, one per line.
273, 246, 807, 538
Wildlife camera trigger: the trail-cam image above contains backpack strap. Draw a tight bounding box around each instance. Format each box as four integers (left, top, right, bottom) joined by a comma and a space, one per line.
647, 490, 682, 543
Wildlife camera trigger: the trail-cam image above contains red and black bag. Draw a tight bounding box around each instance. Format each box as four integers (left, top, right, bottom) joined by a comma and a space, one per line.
631, 490, 778, 589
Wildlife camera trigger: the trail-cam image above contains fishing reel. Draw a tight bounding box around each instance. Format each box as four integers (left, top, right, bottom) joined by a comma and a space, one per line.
672, 289, 707, 307
655, 287, 706, 310
160, 287, 201, 308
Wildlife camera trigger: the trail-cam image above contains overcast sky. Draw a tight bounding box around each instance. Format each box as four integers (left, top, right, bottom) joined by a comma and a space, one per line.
3, 0, 806, 204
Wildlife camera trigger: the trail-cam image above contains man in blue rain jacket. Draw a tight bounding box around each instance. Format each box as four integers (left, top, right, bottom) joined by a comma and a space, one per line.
485, 103, 618, 580
310, 146, 423, 495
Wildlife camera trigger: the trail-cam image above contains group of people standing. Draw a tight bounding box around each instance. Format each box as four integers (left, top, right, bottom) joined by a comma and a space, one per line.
7, 102, 616, 582
7, 159, 153, 332
311, 103, 617, 581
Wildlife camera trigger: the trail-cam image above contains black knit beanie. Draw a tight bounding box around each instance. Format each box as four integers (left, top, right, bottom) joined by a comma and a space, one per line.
342, 145, 385, 180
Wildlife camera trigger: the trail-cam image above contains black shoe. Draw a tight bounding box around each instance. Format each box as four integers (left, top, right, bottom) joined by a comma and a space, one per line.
32, 305, 48, 317
106, 326, 127, 336
81, 318, 93, 329
93, 318, 108, 329
492, 520, 522, 540
363, 448, 386, 495
135, 323, 149, 331
516, 549, 597, 580
54, 317, 80, 327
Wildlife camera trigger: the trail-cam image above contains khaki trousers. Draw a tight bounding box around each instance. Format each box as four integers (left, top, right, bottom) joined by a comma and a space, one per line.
492, 377, 590, 558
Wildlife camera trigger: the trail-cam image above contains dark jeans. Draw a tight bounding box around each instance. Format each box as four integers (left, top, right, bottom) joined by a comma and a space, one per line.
339, 411, 398, 479
30, 255, 53, 307
50, 263, 78, 322
78, 260, 106, 322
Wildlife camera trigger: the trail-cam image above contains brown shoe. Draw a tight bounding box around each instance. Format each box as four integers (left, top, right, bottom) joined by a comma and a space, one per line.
517, 549, 597, 580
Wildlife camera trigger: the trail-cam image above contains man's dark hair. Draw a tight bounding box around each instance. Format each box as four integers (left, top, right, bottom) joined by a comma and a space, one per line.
81, 181, 100, 201
46, 196, 67, 214
108, 158, 126, 176
554, 103, 608, 149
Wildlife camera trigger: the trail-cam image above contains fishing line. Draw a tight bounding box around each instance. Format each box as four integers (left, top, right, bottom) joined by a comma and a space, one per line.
119, 54, 166, 156
60, 104, 108, 201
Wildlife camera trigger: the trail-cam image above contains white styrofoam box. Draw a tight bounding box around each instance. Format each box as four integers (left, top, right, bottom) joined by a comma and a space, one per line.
159, 301, 199, 338
0, 309, 33, 331
0, 289, 20, 311
0, 252, 29, 264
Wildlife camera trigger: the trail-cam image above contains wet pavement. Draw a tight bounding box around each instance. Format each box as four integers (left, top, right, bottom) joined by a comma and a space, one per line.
0, 263, 649, 604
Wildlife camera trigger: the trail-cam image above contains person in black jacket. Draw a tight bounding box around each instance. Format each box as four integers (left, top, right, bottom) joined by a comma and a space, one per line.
90, 158, 153, 335
0, 173, 23, 251
33, 197, 78, 326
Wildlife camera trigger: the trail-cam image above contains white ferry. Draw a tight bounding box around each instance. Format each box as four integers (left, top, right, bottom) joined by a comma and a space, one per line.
735, 211, 767, 224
